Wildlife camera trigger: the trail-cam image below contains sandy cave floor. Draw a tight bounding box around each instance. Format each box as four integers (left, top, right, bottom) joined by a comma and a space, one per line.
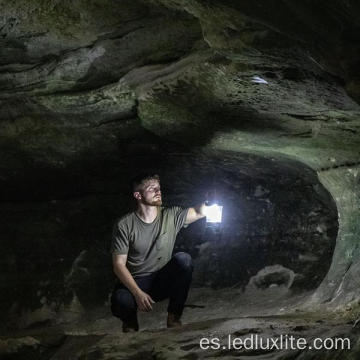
1, 287, 360, 359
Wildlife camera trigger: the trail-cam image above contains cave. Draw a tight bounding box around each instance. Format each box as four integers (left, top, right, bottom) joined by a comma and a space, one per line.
1, 1, 360, 359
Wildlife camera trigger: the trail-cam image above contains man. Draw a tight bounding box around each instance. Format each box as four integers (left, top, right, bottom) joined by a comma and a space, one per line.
110, 173, 207, 332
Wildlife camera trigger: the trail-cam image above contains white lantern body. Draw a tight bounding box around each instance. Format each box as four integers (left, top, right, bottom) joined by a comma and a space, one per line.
204, 204, 223, 223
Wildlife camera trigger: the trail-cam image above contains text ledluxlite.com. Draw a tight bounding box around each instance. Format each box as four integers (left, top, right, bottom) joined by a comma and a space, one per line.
199, 334, 351, 351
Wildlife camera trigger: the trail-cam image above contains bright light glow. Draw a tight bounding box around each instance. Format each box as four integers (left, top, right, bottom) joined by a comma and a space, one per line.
251, 75, 268, 84
204, 204, 223, 223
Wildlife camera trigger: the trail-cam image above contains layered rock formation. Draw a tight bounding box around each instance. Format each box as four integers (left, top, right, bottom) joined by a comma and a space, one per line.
1, 0, 360, 340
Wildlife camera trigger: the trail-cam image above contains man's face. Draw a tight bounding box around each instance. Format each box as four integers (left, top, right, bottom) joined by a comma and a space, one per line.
135, 179, 162, 206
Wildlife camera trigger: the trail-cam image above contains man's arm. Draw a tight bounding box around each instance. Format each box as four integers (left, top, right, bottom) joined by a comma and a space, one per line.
112, 254, 155, 311
185, 202, 207, 225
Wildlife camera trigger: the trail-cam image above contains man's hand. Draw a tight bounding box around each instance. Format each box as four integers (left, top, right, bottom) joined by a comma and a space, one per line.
113, 254, 155, 311
134, 290, 155, 312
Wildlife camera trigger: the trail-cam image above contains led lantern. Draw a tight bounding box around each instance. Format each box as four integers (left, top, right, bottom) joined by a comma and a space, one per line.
204, 203, 223, 223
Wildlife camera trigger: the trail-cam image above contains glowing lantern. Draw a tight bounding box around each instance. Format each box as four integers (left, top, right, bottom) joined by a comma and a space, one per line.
204, 203, 223, 224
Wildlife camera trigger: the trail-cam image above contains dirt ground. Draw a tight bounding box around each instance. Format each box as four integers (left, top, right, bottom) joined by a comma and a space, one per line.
1, 287, 360, 359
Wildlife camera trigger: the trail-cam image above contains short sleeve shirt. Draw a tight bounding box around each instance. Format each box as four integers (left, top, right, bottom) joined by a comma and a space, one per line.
111, 206, 189, 277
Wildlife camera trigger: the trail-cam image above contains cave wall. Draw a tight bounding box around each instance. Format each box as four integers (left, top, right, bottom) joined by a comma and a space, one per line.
1, 0, 360, 327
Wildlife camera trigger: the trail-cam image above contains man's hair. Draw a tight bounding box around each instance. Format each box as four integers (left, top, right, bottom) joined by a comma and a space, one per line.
131, 173, 160, 192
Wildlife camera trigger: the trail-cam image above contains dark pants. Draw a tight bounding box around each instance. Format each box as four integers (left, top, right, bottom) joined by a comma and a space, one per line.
111, 252, 193, 324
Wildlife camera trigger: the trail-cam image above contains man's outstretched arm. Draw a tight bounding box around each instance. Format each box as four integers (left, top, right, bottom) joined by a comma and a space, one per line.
112, 253, 155, 311
185, 203, 207, 225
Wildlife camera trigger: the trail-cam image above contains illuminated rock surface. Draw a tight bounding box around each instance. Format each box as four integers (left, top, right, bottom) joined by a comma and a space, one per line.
0, 1, 360, 358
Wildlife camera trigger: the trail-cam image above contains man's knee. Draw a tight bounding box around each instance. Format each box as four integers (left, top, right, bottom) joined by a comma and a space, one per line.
172, 252, 193, 272
111, 288, 136, 316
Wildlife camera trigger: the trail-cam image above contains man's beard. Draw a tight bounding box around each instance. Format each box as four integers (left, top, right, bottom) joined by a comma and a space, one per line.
142, 197, 162, 206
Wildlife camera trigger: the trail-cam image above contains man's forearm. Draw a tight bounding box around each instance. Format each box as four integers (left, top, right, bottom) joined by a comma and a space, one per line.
114, 264, 142, 296
185, 202, 206, 225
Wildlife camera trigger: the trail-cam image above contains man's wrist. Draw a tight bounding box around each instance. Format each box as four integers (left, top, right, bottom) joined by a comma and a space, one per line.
132, 288, 143, 297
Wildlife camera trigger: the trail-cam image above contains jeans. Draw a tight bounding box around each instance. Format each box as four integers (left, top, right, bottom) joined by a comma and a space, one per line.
111, 252, 193, 324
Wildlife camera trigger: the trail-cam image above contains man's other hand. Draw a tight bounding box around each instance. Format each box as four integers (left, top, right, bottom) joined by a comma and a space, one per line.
134, 290, 155, 312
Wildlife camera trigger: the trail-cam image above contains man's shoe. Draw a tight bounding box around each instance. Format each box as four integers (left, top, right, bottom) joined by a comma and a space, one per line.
167, 312, 182, 328
122, 319, 139, 333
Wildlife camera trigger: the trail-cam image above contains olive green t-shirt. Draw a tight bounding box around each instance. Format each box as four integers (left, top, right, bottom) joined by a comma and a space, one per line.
111, 206, 189, 277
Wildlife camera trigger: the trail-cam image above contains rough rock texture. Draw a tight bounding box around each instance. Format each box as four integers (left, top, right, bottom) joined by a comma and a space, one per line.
1, 288, 360, 360
0, 0, 360, 346
168, 151, 338, 290
246, 265, 296, 290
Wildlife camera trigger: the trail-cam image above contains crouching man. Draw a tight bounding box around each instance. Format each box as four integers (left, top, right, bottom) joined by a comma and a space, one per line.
110, 173, 206, 332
